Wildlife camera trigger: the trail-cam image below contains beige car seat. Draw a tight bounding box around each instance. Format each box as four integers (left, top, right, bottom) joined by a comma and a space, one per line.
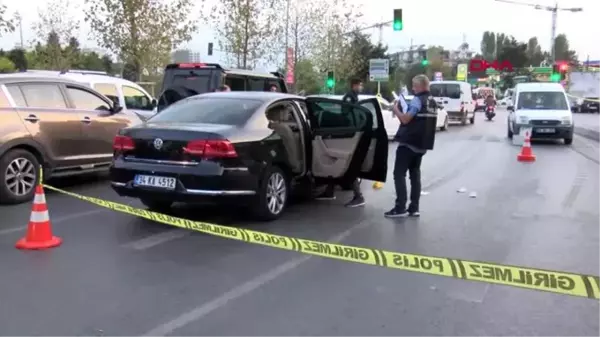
267, 106, 303, 173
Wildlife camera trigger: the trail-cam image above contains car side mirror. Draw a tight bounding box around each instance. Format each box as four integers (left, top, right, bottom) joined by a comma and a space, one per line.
507, 106, 514, 112
151, 98, 157, 108
112, 102, 124, 114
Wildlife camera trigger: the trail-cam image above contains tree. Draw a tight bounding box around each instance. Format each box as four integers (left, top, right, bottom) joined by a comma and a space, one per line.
0, 2, 14, 35
498, 37, 528, 70
526, 37, 544, 66
0, 56, 15, 73
211, 0, 281, 69
553, 34, 577, 63
7, 48, 27, 71
85, 0, 197, 81
293, 59, 321, 94
480, 31, 495, 60
425, 46, 452, 80
33, 0, 80, 46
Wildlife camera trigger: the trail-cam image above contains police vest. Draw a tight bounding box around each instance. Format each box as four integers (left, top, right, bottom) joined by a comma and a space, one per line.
395, 92, 438, 150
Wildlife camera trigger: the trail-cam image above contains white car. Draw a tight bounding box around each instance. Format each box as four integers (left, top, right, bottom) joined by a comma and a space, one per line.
387, 94, 449, 139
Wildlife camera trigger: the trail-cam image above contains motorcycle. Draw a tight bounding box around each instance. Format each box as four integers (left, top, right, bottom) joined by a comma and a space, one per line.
485, 105, 496, 121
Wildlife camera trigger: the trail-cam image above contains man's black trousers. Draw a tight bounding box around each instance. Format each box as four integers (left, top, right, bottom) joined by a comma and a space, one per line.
393, 145, 424, 211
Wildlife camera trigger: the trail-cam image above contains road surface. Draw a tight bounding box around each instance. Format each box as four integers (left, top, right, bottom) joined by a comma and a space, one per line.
0, 109, 598, 336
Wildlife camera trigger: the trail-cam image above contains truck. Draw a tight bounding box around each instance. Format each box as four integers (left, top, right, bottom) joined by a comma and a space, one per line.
567, 72, 600, 113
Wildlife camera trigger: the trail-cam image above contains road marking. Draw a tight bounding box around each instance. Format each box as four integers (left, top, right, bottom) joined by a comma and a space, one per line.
142, 219, 371, 336
122, 230, 189, 250
0, 208, 107, 236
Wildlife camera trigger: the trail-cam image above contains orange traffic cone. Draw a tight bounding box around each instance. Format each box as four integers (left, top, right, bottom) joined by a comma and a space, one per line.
15, 184, 62, 250
517, 131, 536, 162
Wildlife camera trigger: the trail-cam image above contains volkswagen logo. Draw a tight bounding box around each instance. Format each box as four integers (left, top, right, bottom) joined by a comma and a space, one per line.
153, 138, 163, 150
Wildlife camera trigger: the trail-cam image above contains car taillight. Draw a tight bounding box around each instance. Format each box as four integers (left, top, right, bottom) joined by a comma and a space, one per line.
177, 63, 206, 68
183, 140, 237, 158
113, 135, 135, 151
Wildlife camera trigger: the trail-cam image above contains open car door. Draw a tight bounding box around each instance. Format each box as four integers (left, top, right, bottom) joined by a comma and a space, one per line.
357, 98, 388, 182
304, 97, 374, 181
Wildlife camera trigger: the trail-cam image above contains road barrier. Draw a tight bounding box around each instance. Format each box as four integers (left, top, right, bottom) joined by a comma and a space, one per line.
41, 184, 600, 301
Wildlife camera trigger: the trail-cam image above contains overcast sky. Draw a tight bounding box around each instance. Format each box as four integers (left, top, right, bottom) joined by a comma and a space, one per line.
2, 0, 599, 65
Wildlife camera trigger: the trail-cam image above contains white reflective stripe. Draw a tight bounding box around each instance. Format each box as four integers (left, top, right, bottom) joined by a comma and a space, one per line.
33, 192, 46, 204
416, 113, 438, 117
30, 210, 49, 223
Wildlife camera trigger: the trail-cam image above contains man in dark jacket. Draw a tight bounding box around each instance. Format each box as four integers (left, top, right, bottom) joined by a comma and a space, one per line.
316, 78, 365, 208
385, 74, 435, 217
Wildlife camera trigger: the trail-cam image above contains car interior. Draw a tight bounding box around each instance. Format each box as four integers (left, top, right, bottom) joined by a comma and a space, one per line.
266, 103, 305, 173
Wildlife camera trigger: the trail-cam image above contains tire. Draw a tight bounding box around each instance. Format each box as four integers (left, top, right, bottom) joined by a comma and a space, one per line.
469, 112, 475, 124
0, 149, 40, 204
564, 138, 573, 145
252, 166, 289, 221
461, 112, 467, 125
140, 198, 173, 211
440, 116, 448, 131
507, 124, 513, 139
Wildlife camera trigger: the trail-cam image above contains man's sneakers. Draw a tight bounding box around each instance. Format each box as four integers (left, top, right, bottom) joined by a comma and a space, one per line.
384, 207, 420, 218
345, 195, 365, 208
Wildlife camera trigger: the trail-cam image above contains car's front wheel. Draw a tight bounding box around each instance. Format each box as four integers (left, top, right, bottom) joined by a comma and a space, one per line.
564, 137, 573, 145
253, 166, 288, 221
0, 149, 40, 204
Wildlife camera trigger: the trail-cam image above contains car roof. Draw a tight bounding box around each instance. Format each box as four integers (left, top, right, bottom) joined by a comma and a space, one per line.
308, 94, 390, 102
515, 82, 565, 92
199, 91, 303, 101
165, 63, 280, 79
26, 70, 147, 88
0, 72, 92, 86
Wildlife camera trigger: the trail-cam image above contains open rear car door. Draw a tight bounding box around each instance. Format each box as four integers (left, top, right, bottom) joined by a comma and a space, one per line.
357, 98, 388, 182
304, 97, 374, 182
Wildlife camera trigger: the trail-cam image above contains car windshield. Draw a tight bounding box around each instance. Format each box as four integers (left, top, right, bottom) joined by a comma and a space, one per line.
517, 91, 568, 110
148, 96, 262, 126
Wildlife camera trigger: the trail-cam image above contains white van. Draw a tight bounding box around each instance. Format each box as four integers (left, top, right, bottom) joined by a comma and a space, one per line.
507, 82, 574, 144
27, 70, 157, 120
430, 81, 475, 125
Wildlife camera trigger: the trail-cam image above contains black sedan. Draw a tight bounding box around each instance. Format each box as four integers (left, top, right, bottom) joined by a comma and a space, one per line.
110, 92, 388, 220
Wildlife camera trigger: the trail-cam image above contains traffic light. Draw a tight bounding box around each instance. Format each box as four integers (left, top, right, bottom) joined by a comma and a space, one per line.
419, 50, 428, 66
326, 71, 334, 88
551, 64, 561, 82
208, 42, 213, 56
421, 59, 429, 66
393, 9, 403, 31
559, 63, 568, 80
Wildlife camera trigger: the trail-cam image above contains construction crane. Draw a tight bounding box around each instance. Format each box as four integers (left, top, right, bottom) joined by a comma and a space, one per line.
343, 20, 393, 45
494, 0, 583, 63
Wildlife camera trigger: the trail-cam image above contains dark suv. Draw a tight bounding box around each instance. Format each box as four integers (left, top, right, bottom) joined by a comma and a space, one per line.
0, 74, 142, 204
156, 63, 287, 110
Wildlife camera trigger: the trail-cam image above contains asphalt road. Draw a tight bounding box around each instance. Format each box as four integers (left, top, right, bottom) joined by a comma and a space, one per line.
573, 112, 600, 141
1, 109, 598, 336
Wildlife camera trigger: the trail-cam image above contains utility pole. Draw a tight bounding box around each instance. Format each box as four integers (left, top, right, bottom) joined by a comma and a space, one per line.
15, 11, 23, 49
284, 0, 290, 78
494, 0, 582, 63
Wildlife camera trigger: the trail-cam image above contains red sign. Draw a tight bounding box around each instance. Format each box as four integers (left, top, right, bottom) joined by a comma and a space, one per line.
285, 48, 294, 84
469, 59, 514, 72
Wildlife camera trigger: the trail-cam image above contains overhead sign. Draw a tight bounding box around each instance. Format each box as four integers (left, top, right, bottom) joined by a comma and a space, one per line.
369, 59, 389, 82
456, 63, 468, 81
434, 72, 443, 81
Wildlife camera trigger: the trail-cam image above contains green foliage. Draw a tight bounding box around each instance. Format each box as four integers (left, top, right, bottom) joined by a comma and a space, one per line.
0, 56, 15, 73
0, 3, 14, 35
84, 0, 196, 80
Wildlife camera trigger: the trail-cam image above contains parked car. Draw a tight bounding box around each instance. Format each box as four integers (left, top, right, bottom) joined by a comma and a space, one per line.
110, 92, 388, 220
430, 81, 475, 125
0, 74, 143, 204
157, 63, 287, 110
26, 69, 157, 120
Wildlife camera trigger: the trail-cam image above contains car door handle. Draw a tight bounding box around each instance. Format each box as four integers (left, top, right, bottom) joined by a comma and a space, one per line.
81, 116, 91, 124
24, 114, 39, 122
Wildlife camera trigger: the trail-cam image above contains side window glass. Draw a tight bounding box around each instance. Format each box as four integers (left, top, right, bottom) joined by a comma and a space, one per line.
20, 84, 67, 108
307, 100, 367, 129
358, 101, 379, 129
66, 86, 111, 111
225, 76, 245, 91
94, 83, 119, 105
123, 85, 152, 110
248, 77, 266, 91
267, 80, 282, 92
6, 85, 27, 107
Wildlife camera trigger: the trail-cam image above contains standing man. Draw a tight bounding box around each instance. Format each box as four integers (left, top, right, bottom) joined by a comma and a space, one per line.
385, 74, 436, 217
315, 78, 365, 208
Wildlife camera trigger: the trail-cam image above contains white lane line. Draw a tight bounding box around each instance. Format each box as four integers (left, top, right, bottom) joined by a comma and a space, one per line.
122, 230, 190, 251
142, 218, 372, 337
0, 208, 107, 236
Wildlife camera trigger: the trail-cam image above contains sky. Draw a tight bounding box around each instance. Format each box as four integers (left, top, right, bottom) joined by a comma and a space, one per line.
2, 0, 599, 67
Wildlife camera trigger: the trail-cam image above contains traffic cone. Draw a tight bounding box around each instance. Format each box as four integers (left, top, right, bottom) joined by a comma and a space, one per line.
372, 181, 384, 189
517, 131, 536, 162
15, 184, 62, 250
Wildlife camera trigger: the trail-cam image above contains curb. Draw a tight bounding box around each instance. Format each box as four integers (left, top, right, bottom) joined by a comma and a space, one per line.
574, 126, 600, 142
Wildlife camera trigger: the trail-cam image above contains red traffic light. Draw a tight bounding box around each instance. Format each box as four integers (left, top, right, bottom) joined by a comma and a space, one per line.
559, 63, 568, 71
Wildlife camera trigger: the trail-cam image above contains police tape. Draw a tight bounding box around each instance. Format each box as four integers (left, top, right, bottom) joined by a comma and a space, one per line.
566, 94, 600, 103
42, 184, 600, 301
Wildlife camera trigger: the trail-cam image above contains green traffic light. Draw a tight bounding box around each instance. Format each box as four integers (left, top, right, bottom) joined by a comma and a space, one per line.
393, 21, 403, 31
421, 60, 429, 66
326, 79, 334, 88
550, 73, 561, 82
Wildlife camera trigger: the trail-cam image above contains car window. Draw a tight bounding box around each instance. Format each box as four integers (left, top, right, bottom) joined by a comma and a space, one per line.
123, 85, 152, 110
149, 97, 262, 126
516, 91, 569, 110
66, 86, 111, 111
225, 76, 245, 91
20, 84, 67, 108
94, 83, 119, 104
266, 79, 282, 92
307, 100, 368, 129
247, 77, 266, 91
430, 84, 461, 99
358, 101, 379, 129
5, 85, 27, 107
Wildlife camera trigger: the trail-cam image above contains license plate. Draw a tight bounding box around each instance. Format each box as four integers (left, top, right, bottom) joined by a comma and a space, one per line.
134, 175, 176, 189
589, 106, 598, 110
537, 128, 555, 133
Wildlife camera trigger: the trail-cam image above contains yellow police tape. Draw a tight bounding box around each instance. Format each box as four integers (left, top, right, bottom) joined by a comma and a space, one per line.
42, 184, 600, 301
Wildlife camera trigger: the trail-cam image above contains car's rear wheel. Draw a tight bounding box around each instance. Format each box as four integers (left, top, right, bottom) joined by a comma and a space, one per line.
461, 112, 467, 125
140, 198, 173, 212
0, 149, 39, 204
253, 166, 288, 221
507, 123, 513, 139
469, 113, 475, 124
564, 137, 573, 145
440, 116, 448, 131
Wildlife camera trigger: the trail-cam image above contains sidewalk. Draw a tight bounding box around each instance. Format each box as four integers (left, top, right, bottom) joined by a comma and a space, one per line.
573, 113, 600, 141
